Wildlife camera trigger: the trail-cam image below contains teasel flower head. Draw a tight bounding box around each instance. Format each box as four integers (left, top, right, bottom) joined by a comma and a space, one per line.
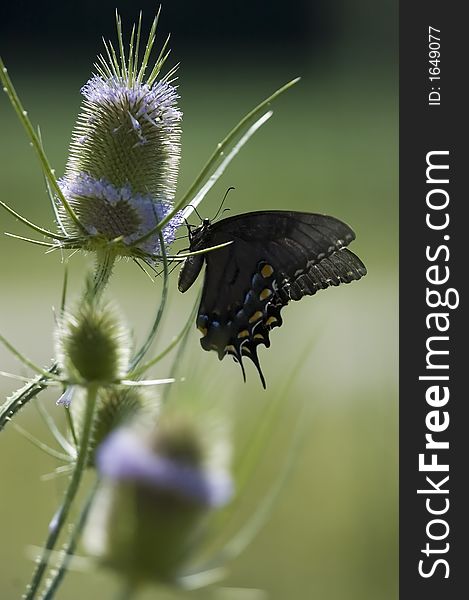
1, 9, 299, 273
55, 294, 131, 386
56, 12, 182, 259
84, 414, 233, 585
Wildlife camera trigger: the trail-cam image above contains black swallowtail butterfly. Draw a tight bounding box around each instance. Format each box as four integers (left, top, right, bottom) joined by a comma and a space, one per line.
178, 211, 367, 388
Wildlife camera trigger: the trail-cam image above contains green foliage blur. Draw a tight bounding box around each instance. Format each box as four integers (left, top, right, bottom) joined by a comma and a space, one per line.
0, 2, 397, 598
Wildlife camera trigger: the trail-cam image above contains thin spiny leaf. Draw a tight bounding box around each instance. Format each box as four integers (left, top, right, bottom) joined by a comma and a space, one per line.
34, 399, 77, 457
161, 62, 180, 84
0, 198, 68, 239
0, 371, 31, 382
65, 407, 78, 449
137, 10, 160, 84
115, 11, 128, 82
37, 126, 68, 235
127, 23, 137, 86
0, 333, 62, 381
40, 464, 74, 481
133, 11, 143, 83
120, 378, 175, 387
147, 34, 171, 85
60, 263, 69, 314
95, 54, 112, 80
101, 39, 119, 79
0, 59, 87, 234
11, 421, 73, 462
103, 37, 120, 78
4, 232, 56, 247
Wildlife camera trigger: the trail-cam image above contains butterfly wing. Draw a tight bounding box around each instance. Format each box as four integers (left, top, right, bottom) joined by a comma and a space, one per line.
181, 211, 367, 387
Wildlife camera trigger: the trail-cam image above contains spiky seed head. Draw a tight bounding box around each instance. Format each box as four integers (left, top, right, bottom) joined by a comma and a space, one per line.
55, 299, 131, 385
58, 14, 182, 258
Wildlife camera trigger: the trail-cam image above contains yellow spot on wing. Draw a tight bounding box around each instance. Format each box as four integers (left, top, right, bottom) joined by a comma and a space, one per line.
266, 316, 277, 326
261, 264, 274, 278
259, 288, 272, 301
237, 330, 249, 339
254, 333, 264, 340
198, 326, 208, 336
249, 310, 263, 323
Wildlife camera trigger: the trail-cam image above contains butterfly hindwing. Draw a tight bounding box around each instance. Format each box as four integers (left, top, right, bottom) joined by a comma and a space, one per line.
178, 211, 367, 387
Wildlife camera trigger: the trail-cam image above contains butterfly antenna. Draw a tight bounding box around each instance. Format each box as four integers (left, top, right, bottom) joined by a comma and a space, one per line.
186, 205, 203, 222
212, 187, 235, 222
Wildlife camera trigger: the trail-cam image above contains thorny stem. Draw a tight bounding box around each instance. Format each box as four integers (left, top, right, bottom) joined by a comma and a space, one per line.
88, 249, 116, 301
40, 480, 99, 600
24, 385, 98, 600
0, 368, 57, 433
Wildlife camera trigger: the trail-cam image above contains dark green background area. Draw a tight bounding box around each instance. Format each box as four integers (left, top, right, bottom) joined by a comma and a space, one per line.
0, 2, 397, 599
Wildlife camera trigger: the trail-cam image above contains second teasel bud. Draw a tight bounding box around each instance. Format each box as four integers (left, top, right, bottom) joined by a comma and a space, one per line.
55, 298, 131, 385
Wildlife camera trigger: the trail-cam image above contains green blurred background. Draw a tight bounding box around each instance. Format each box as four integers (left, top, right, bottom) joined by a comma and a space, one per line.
0, 1, 397, 598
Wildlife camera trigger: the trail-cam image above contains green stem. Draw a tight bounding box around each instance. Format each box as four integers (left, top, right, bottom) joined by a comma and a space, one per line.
40, 480, 99, 600
24, 385, 99, 600
88, 249, 116, 301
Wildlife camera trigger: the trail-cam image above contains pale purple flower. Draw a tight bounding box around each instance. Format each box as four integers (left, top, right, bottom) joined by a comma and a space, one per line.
97, 428, 233, 508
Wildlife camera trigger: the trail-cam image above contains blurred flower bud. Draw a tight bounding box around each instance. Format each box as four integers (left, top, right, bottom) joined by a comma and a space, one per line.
55, 298, 131, 385
58, 18, 182, 258
84, 415, 233, 585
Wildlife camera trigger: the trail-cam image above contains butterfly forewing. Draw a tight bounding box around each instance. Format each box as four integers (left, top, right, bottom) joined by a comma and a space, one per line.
178, 211, 367, 387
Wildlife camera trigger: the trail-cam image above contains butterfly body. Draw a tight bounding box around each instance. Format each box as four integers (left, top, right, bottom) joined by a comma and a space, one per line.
178, 211, 367, 387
